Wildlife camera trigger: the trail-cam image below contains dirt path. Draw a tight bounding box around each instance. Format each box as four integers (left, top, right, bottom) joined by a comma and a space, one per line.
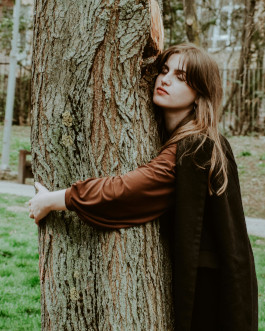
0, 181, 35, 197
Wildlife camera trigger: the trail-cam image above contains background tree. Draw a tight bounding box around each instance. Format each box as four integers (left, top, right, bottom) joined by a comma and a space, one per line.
223, 0, 264, 134
183, 0, 200, 45
163, 0, 186, 47
0, 2, 32, 125
31, 0, 174, 329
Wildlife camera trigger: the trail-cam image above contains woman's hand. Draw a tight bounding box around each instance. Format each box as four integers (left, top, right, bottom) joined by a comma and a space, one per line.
28, 182, 52, 225
28, 182, 67, 225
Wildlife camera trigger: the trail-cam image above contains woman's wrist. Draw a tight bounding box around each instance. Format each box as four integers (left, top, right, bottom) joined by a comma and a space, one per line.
48, 189, 67, 211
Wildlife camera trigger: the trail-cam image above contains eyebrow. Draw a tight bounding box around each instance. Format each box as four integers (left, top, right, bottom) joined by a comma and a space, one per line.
162, 64, 186, 74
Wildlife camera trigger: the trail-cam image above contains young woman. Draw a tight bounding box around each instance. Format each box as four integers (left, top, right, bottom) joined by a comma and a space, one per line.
28, 43, 258, 330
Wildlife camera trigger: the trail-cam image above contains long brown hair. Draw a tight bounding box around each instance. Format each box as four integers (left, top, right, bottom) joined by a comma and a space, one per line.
155, 43, 228, 196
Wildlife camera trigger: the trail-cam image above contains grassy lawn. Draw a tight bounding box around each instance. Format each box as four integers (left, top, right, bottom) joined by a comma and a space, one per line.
250, 235, 265, 331
0, 193, 265, 330
0, 194, 40, 331
229, 136, 265, 219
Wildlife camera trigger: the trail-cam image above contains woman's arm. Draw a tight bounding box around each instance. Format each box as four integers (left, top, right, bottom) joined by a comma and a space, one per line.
29, 143, 177, 228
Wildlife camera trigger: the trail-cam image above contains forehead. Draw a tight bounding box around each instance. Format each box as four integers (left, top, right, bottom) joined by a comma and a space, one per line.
165, 53, 186, 70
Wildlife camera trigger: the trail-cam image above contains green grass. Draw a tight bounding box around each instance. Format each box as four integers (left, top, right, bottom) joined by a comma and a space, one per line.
0, 193, 265, 329
0, 194, 40, 331
250, 236, 265, 331
229, 136, 265, 219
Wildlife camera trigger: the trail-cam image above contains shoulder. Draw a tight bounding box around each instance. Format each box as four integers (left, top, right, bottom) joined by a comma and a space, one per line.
177, 134, 235, 157
177, 134, 213, 152
219, 135, 237, 164
219, 134, 232, 151
176, 134, 213, 167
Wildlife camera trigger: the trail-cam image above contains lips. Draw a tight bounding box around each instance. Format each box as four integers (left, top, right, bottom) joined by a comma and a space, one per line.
157, 87, 169, 95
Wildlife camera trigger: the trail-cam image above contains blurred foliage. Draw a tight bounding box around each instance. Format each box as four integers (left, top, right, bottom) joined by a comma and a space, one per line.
0, 5, 31, 55
162, 0, 263, 55
0, 4, 32, 125
0, 71, 31, 125
163, 0, 186, 47
13, 73, 31, 125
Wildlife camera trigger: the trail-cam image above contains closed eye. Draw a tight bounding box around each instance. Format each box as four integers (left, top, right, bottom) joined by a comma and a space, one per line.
159, 65, 186, 81
175, 70, 186, 81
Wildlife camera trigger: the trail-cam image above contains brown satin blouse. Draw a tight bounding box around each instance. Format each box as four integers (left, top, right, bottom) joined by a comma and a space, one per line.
65, 143, 177, 229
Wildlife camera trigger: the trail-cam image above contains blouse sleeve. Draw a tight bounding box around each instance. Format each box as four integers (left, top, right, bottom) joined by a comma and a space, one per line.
65, 144, 177, 229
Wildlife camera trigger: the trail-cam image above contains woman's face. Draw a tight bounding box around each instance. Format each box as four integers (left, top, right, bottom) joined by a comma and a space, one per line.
153, 53, 197, 113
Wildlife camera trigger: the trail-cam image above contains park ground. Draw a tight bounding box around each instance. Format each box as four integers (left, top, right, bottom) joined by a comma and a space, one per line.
0, 125, 265, 330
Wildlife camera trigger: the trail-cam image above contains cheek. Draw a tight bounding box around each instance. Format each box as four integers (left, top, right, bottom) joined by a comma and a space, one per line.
178, 85, 197, 101
189, 88, 197, 101
154, 75, 161, 89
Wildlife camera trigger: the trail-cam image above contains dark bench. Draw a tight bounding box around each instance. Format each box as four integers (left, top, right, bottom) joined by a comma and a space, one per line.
18, 150, 34, 184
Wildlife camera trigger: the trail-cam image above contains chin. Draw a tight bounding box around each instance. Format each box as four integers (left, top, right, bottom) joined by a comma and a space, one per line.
153, 96, 165, 108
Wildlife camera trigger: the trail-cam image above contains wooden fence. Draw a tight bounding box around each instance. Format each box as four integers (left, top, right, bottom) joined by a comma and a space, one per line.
220, 68, 265, 135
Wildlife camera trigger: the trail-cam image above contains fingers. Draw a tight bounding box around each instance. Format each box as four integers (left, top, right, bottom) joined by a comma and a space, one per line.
35, 182, 42, 191
29, 205, 34, 218
29, 204, 34, 218
28, 205, 42, 224
29, 210, 39, 226
35, 182, 49, 193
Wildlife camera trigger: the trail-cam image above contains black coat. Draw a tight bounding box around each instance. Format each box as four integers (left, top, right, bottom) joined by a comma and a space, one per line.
166, 136, 258, 330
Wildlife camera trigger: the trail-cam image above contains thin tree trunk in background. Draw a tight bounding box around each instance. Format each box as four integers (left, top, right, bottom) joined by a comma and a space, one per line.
222, 0, 256, 133
183, 0, 200, 45
31, 0, 174, 330
237, 0, 256, 134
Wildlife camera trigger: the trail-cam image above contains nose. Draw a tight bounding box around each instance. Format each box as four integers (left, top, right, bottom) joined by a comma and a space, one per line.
161, 73, 171, 86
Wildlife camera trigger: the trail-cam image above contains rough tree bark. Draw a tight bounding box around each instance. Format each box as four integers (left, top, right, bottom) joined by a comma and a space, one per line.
183, 0, 200, 45
31, 0, 174, 330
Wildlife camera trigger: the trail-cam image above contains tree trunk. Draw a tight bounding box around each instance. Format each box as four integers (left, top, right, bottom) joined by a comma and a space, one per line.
183, 0, 200, 45
31, 0, 174, 330
222, 0, 256, 134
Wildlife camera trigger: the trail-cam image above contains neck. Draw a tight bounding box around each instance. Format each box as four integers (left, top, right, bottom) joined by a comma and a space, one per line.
163, 108, 192, 134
